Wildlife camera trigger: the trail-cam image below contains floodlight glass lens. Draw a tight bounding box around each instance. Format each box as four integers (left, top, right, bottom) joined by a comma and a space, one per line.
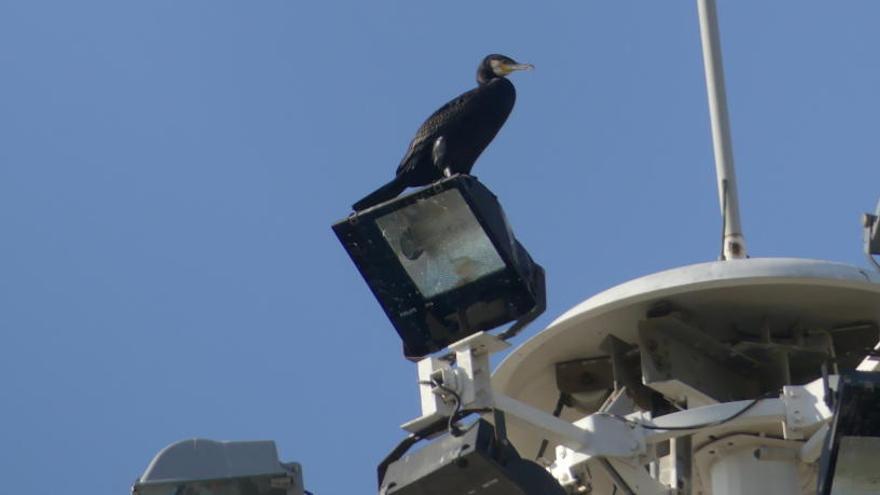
376, 189, 505, 297
830, 436, 880, 494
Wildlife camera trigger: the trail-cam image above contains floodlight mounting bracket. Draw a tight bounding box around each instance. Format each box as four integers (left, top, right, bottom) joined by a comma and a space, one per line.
402, 332, 508, 433
400, 332, 839, 493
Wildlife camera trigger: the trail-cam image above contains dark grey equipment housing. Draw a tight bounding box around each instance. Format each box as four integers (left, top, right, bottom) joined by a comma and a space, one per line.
379, 419, 565, 495
817, 372, 880, 495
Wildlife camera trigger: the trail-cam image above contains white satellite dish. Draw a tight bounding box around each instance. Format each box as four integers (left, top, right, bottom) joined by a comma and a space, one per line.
493, 257, 880, 461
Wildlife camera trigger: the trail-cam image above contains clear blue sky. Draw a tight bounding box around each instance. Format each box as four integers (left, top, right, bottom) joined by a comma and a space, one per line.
1, 1, 878, 493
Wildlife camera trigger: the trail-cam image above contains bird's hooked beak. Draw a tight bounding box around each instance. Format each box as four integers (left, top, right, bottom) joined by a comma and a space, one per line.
492, 60, 534, 76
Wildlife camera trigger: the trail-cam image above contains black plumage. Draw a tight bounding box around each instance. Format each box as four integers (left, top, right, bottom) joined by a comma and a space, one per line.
352, 54, 532, 211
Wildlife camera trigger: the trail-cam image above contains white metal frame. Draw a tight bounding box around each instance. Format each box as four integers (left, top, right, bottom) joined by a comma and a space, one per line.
403, 332, 836, 494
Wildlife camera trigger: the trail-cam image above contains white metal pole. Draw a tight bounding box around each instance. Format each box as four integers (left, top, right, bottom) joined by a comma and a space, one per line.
697, 0, 748, 259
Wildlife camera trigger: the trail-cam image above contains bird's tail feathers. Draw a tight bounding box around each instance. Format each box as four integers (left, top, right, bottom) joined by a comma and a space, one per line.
352, 176, 407, 211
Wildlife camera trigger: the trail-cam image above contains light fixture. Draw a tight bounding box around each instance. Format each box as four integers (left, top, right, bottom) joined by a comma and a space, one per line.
132, 439, 306, 495
333, 175, 545, 358
817, 372, 880, 495
379, 419, 564, 495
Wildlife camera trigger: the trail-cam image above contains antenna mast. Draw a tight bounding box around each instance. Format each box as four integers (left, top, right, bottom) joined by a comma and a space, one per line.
697, 0, 748, 259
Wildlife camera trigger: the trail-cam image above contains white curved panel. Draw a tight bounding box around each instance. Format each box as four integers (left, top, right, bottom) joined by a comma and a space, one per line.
493, 258, 880, 457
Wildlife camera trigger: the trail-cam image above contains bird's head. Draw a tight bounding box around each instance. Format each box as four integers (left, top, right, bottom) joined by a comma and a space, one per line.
477, 54, 533, 85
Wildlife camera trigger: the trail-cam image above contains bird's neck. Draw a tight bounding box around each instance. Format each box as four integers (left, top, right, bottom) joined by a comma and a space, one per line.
477, 67, 500, 85
476, 77, 513, 93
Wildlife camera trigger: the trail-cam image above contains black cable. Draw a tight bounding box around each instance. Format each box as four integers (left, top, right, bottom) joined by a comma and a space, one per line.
535, 393, 568, 460
598, 393, 771, 431
431, 381, 466, 436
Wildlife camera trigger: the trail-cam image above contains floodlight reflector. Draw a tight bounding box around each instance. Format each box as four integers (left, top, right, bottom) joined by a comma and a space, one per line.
376, 188, 506, 297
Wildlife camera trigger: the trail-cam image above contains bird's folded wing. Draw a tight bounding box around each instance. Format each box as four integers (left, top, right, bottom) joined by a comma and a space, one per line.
395, 86, 484, 175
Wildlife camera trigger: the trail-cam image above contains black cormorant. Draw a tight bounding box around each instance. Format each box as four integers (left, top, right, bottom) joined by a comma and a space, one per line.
352, 54, 533, 211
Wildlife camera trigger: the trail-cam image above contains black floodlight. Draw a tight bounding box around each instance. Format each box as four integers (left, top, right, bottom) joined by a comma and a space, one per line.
379, 419, 564, 495
334, 175, 545, 358
817, 372, 880, 495
133, 439, 305, 495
